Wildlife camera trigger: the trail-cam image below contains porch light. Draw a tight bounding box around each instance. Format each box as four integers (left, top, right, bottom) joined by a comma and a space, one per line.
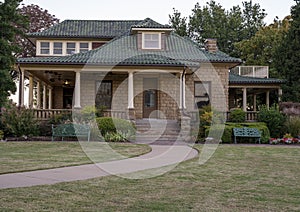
64, 79, 70, 85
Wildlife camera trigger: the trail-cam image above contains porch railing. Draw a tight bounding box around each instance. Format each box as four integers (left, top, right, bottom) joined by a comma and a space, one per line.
33, 109, 72, 121
33, 109, 127, 121
231, 66, 269, 78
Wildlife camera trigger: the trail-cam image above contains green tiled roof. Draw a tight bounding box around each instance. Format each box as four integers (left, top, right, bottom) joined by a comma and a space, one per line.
28, 20, 144, 38
131, 18, 172, 29
18, 33, 241, 67
229, 73, 285, 84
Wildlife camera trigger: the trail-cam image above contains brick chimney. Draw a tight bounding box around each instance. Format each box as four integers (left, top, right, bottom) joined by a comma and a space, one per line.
204, 39, 218, 53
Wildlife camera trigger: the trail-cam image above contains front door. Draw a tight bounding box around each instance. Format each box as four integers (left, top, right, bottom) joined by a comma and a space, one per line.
143, 78, 158, 118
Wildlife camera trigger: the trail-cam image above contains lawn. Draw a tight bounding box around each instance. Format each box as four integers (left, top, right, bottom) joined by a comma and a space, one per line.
0, 142, 151, 174
0, 145, 299, 211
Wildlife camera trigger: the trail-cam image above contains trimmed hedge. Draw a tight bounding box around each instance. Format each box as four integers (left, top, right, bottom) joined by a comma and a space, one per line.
95, 117, 135, 142
205, 122, 270, 143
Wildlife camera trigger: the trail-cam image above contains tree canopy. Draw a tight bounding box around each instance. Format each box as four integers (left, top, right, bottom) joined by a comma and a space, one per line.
169, 0, 267, 57
274, 0, 300, 102
0, 0, 28, 108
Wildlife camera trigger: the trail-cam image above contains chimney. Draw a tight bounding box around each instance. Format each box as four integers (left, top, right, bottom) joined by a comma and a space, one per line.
204, 39, 218, 53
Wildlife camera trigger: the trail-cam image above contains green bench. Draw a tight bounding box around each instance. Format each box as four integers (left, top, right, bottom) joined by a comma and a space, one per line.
233, 127, 261, 144
52, 123, 90, 141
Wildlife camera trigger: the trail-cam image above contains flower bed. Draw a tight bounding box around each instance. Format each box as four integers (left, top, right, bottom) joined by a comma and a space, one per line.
269, 136, 300, 145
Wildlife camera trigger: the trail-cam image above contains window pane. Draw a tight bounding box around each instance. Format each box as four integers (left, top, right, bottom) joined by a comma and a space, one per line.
40, 42, 49, 54
67, 42, 76, 54
41, 42, 49, 48
195, 82, 210, 109
95, 81, 112, 109
53, 42, 62, 54
143, 33, 160, 49
79, 42, 89, 53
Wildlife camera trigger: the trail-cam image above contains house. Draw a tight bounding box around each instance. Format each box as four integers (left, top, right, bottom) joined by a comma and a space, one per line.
16, 18, 283, 123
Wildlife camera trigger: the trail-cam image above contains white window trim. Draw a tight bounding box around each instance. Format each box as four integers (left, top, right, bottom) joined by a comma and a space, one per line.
142, 32, 161, 50
36, 40, 93, 56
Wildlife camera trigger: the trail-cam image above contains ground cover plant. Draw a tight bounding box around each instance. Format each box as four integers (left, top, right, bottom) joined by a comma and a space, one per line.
0, 145, 299, 211
0, 142, 151, 174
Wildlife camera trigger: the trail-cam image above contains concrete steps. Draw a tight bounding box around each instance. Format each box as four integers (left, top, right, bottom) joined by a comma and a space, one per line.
135, 119, 181, 144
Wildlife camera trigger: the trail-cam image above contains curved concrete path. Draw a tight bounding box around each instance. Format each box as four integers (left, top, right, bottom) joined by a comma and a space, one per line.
0, 144, 198, 189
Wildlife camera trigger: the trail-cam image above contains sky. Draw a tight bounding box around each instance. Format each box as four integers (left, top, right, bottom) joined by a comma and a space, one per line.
21, 0, 295, 25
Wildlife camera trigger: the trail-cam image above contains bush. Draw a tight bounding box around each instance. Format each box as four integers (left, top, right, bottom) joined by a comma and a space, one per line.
205, 122, 270, 143
1, 105, 39, 137
96, 117, 135, 142
284, 116, 300, 137
229, 108, 246, 123
258, 105, 286, 138
48, 112, 72, 125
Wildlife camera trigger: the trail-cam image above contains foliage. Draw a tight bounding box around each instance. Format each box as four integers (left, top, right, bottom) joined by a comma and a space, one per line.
205, 122, 270, 143
104, 132, 127, 142
235, 16, 291, 75
257, 105, 286, 138
80, 105, 106, 121
284, 116, 300, 137
0, 0, 28, 108
274, 1, 300, 102
96, 117, 135, 142
1, 105, 39, 137
16, 4, 59, 57
48, 112, 72, 125
169, 0, 267, 56
0, 130, 4, 140
229, 108, 246, 123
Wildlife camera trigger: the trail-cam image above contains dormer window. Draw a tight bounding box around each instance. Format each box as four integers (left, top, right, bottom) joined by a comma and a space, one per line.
40, 42, 50, 54
142, 32, 161, 49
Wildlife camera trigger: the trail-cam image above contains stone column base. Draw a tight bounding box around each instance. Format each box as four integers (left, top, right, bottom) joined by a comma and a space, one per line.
128, 108, 136, 122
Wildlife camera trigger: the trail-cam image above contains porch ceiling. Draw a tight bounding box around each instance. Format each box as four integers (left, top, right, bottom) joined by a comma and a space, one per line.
28, 70, 75, 87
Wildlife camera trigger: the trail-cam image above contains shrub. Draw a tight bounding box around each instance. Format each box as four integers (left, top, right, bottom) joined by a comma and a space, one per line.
96, 117, 135, 142
49, 112, 72, 125
0, 130, 4, 140
257, 105, 286, 138
104, 132, 126, 142
1, 105, 39, 137
205, 122, 270, 143
284, 116, 300, 137
229, 108, 246, 123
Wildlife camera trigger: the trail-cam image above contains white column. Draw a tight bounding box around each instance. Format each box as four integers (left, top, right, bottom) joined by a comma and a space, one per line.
74, 71, 81, 109
253, 94, 257, 112
128, 71, 134, 109
180, 73, 183, 109
43, 84, 47, 109
278, 88, 283, 102
183, 73, 186, 109
48, 87, 52, 109
36, 81, 41, 109
266, 91, 270, 109
28, 75, 34, 108
19, 69, 25, 107
242, 87, 247, 112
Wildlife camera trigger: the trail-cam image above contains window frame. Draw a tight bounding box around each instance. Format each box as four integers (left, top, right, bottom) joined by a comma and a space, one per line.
95, 80, 113, 109
194, 81, 211, 109
66, 42, 76, 55
53, 42, 63, 55
40, 42, 50, 55
79, 42, 89, 53
142, 32, 161, 50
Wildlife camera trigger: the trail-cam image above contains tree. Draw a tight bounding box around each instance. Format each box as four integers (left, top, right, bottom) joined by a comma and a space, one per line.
235, 16, 291, 75
274, 0, 300, 102
16, 4, 59, 57
169, 0, 267, 56
0, 0, 28, 108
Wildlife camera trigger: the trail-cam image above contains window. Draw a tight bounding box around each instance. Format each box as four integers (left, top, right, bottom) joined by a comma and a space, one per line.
67, 42, 76, 54
95, 81, 112, 109
79, 42, 89, 53
53, 42, 63, 55
194, 81, 211, 108
143, 33, 161, 49
40, 42, 50, 54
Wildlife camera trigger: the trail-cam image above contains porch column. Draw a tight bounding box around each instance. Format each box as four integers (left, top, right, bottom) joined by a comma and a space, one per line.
278, 88, 283, 102
128, 71, 134, 109
253, 94, 257, 112
43, 84, 47, 109
28, 75, 34, 108
266, 91, 270, 109
48, 87, 52, 109
19, 69, 25, 107
179, 72, 186, 109
74, 71, 81, 109
36, 81, 41, 109
242, 87, 247, 112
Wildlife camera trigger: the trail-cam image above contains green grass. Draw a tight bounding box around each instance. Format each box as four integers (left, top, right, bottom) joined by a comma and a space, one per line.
0, 142, 151, 174
0, 145, 299, 211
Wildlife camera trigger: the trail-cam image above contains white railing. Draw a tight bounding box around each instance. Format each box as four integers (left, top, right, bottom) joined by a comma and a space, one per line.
231, 66, 269, 78
34, 109, 72, 121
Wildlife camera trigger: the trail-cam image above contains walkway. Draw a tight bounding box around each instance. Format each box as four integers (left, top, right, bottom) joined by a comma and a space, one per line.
0, 144, 198, 189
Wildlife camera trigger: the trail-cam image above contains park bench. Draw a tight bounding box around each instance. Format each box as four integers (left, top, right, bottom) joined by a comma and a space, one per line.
233, 127, 261, 144
52, 123, 90, 141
